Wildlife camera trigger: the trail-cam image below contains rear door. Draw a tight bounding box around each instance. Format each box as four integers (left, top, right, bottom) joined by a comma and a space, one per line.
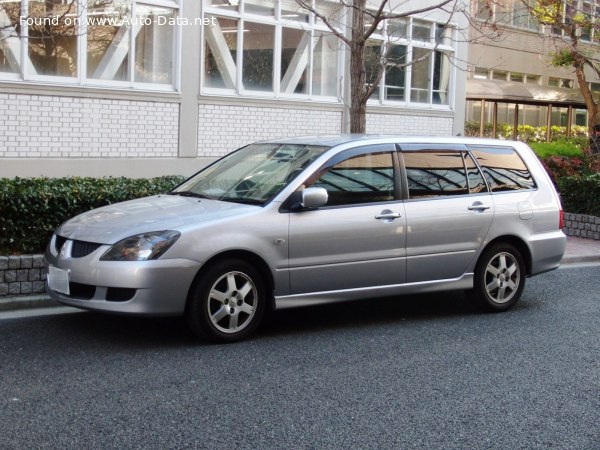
399, 145, 494, 283
288, 145, 407, 294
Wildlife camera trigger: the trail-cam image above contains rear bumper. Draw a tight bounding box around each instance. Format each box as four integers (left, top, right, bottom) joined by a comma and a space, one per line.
529, 230, 566, 276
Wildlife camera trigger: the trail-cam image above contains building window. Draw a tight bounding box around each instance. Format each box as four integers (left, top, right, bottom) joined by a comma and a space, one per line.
551, 0, 600, 41
367, 17, 455, 107
202, 0, 340, 99
242, 22, 274, 92
549, 77, 573, 88
475, 0, 538, 31
0, 0, 179, 89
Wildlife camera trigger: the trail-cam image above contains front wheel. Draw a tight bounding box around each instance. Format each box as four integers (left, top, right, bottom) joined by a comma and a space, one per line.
471, 243, 526, 312
186, 259, 266, 343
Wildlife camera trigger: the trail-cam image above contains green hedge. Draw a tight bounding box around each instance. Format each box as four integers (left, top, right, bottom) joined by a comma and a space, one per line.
558, 173, 600, 216
0, 176, 185, 255
530, 140, 583, 158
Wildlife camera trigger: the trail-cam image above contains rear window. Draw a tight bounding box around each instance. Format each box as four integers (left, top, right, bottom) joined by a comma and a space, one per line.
469, 146, 535, 192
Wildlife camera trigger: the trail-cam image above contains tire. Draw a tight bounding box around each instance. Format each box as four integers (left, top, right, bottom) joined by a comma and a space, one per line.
471, 243, 526, 312
186, 258, 266, 343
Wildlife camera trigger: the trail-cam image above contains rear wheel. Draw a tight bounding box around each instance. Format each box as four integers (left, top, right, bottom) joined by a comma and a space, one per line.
186, 259, 266, 343
471, 243, 526, 311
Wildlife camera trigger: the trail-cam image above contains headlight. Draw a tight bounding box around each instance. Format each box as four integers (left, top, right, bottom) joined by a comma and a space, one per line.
100, 231, 180, 261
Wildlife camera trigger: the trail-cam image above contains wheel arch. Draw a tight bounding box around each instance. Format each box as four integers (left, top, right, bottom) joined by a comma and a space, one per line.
480, 235, 532, 276
186, 250, 276, 312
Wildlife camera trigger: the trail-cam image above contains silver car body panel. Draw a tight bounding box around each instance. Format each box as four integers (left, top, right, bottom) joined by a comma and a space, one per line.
45, 136, 566, 316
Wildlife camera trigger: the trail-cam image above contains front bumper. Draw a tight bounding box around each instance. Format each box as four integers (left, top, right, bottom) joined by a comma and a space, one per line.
45, 237, 202, 316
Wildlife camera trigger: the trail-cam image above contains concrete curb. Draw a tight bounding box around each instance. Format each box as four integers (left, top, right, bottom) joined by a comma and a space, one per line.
560, 254, 600, 265
0, 294, 59, 312
1, 255, 598, 313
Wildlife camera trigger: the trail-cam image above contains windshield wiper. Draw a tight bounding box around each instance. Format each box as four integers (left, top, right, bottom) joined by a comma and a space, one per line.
169, 191, 210, 199
219, 197, 264, 205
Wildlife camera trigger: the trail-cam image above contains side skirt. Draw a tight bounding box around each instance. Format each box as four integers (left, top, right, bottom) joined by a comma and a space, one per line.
274, 274, 474, 309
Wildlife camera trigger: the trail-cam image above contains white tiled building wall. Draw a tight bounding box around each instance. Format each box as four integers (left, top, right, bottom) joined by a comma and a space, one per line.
366, 112, 454, 136
198, 104, 343, 157
0, 93, 179, 158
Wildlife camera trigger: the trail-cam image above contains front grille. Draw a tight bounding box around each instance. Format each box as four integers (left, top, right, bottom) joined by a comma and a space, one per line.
71, 240, 102, 258
55, 235, 67, 253
69, 282, 96, 300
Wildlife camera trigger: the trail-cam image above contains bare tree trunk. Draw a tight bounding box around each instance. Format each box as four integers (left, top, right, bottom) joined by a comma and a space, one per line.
349, 0, 367, 134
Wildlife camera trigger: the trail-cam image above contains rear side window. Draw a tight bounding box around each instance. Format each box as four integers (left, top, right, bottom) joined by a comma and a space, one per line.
469, 146, 535, 192
403, 151, 487, 199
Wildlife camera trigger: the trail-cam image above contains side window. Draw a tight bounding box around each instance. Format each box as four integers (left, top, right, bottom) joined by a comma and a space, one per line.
404, 151, 469, 199
465, 152, 488, 194
470, 146, 535, 192
308, 152, 395, 206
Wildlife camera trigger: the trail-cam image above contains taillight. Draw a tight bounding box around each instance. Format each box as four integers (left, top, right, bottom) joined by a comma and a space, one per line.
559, 209, 564, 230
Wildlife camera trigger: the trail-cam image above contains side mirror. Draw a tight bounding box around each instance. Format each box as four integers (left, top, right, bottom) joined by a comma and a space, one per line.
301, 187, 328, 209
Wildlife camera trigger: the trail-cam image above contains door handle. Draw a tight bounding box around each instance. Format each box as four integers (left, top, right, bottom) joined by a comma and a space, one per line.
468, 204, 491, 211
375, 212, 402, 220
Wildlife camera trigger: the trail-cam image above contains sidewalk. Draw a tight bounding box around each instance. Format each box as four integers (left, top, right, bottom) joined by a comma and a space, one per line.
1, 236, 599, 313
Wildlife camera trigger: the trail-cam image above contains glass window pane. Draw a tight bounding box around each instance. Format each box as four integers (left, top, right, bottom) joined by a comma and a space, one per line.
27, 0, 78, 77
204, 16, 238, 89
0, 0, 22, 73
389, 18, 408, 39
432, 51, 450, 105
435, 23, 451, 45
410, 48, 430, 103
465, 153, 487, 193
470, 146, 535, 192
87, 0, 130, 81
475, 0, 492, 20
244, 0, 274, 16
134, 5, 175, 84
404, 152, 468, 198
309, 153, 395, 206
206, 0, 239, 12
281, 0, 309, 23
312, 31, 338, 96
281, 27, 308, 94
412, 20, 431, 42
365, 39, 381, 98
242, 21, 274, 91
385, 44, 406, 101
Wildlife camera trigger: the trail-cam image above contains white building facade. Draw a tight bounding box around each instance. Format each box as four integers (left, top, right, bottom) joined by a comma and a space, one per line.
0, 0, 468, 178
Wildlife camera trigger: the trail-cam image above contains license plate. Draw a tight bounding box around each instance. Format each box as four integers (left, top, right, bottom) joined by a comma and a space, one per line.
48, 266, 70, 295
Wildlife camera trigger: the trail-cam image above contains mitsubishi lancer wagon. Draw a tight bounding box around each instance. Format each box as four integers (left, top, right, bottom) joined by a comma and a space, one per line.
45, 136, 566, 342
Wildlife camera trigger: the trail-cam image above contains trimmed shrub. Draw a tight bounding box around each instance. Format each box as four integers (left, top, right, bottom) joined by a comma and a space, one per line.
0, 176, 185, 254
558, 173, 600, 216
530, 140, 583, 158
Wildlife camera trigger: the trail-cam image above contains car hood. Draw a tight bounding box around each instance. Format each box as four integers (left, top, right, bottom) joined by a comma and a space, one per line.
57, 194, 259, 244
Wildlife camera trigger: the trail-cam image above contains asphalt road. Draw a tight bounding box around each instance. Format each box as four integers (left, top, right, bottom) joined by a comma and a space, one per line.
1, 265, 599, 449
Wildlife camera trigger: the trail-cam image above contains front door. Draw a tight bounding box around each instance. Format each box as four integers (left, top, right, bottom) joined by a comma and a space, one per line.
288, 147, 407, 294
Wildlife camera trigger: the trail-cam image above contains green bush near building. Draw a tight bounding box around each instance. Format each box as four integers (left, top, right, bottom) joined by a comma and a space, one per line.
558, 173, 600, 217
530, 140, 583, 158
0, 176, 185, 255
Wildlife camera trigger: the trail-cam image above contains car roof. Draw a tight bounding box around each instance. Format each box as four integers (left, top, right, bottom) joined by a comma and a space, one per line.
262, 134, 523, 148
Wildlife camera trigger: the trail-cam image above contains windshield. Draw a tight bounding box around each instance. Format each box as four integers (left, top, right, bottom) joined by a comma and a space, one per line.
172, 143, 330, 204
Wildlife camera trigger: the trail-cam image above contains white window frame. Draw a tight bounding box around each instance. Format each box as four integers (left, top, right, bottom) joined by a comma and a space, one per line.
201, 0, 343, 103
0, 0, 181, 91
367, 16, 456, 110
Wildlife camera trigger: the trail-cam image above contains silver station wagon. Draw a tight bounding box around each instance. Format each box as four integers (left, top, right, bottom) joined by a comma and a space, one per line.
46, 136, 566, 342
